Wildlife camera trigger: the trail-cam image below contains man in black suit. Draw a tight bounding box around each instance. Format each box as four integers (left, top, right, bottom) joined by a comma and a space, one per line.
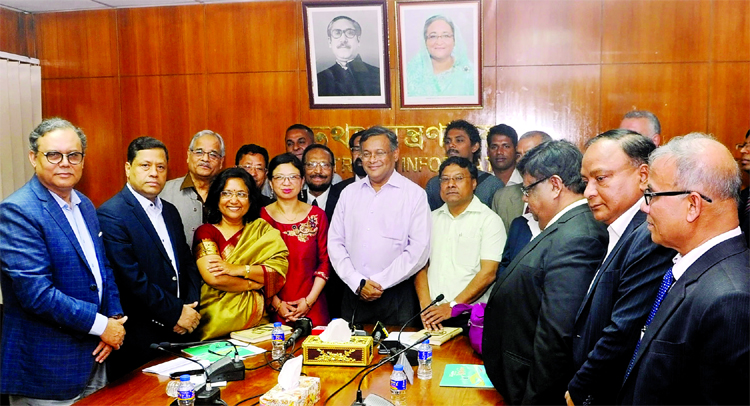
618, 133, 749, 405
565, 130, 675, 405
98, 137, 202, 380
737, 129, 750, 246
317, 16, 380, 97
483, 140, 608, 404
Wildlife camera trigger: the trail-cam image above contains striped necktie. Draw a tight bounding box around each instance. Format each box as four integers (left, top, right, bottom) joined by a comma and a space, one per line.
624, 267, 675, 380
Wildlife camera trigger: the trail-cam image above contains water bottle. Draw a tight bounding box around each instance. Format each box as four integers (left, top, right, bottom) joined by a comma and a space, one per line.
417, 338, 433, 380
176, 374, 195, 406
390, 364, 407, 406
271, 321, 285, 359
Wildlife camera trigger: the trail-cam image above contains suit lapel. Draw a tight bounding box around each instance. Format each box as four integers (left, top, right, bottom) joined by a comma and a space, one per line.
122, 187, 174, 268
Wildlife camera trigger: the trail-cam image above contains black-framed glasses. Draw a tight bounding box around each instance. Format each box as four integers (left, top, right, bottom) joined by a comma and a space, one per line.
643, 188, 713, 205
521, 176, 549, 197
41, 151, 84, 165
330, 28, 357, 39
190, 148, 222, 161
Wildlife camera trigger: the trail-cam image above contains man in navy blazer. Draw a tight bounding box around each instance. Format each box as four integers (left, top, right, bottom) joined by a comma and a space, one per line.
0, 118, 126, 404
618, 133, 749, 404
565, 130, 675, 405
98, 137, 202, 380
483, 140, 608, 404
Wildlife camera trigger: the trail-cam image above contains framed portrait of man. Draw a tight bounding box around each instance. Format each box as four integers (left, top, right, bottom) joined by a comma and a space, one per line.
303, 1, 391, 109
397, 0, 482, 108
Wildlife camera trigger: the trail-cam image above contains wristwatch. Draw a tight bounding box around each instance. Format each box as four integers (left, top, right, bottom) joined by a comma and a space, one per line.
449, 301, 457, 308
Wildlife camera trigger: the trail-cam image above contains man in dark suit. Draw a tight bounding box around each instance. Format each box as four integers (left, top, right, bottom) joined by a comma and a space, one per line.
317, 16, 381, 97
483, 140, 608, 404
565, 130, 675, 405
618, 133, 749, 404
98, 137, 202, 380
737, 129, 750, 246
0, 118, 126, 404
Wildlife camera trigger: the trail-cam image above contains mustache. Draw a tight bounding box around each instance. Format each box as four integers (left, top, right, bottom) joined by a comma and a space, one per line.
447, 149, 460, 155
337, 44, 351, 49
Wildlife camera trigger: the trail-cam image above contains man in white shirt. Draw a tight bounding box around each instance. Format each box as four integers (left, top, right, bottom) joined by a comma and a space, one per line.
619, 133, 749, 405
415, 156, 506, 331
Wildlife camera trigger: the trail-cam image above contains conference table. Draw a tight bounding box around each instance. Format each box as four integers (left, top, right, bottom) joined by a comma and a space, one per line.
75, 331, 504, 406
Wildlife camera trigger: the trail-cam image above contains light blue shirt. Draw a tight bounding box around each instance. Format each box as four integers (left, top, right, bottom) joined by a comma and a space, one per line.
49, 190, 108, 336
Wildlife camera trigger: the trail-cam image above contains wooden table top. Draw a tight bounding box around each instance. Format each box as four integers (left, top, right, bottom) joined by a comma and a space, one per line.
75, 333, 504, 406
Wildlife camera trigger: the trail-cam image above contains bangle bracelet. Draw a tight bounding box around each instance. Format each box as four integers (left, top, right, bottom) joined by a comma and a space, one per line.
304, 298, 313, 308
245, 265, 250, 279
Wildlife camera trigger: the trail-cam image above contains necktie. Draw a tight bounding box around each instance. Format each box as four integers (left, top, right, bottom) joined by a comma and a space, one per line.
312, 199, 318, 207
624, 267, 674, 380
745, 195, 750, 215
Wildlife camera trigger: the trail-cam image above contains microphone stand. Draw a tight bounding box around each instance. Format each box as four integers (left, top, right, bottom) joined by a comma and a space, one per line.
150, 343, 222, 406
381, 294, 444, 363
352, 334, 431, 406
350, 279, 367, 333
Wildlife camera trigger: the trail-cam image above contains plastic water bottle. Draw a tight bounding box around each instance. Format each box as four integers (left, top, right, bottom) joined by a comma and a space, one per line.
390, 364, 407, 405
417, 338, 433, 380
176, 374, 195, 406
271, 321, 285, 359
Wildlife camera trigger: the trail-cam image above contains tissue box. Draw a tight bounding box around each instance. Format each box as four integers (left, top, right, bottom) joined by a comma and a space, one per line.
259, 376, 320, 406
301, 335, 373, 366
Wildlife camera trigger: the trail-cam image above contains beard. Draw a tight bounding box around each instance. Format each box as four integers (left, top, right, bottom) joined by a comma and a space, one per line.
307, 177, 332, 193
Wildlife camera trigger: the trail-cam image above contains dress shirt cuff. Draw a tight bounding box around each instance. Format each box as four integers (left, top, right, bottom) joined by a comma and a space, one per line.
89, 313, 108, 336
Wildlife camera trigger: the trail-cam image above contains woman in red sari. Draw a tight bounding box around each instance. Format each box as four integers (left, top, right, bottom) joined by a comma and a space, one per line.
261, 153, 331, 327
193, 168, 288, 340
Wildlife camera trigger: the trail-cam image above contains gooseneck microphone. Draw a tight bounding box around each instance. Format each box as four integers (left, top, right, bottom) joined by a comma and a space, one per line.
150, 343, 222, 406
284, 317, 313, 349
158, 339, 245, 382
159, 339, 241, 361
349, 279, 367, 332
396, 293, 444, 347
352, 333, 431, 406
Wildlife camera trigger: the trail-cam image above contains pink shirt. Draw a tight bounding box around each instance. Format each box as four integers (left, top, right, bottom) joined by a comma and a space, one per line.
328, 170, 431, 292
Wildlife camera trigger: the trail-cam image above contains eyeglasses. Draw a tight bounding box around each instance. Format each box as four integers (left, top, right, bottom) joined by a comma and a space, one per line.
426, 33, 454, 42
238, 164, 266, 172
330, 28, 357, 39
40, 151, 84, 165
272, 174, 302, 183
736, 143, 750, 151
219, 190, 249, 200
439, 175, 468, 184
350, 146, 361, 153
521, 176, 550, 197
190, 149, 222, 161
361, 150, 389, 160
643, 188, 712, 205
305, 162, 333, 170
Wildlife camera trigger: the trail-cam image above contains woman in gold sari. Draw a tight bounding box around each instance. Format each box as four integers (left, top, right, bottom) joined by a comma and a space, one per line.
193, 168, 288, 340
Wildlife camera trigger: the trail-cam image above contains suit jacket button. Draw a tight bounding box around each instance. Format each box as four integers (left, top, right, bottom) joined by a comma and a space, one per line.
172, 276, 177, 281
90, 284, 98, 291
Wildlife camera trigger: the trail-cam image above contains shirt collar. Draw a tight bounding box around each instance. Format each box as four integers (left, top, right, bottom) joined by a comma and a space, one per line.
127, 183, 163, 212
545, 198, 588, 229
671, 227, 742, 281
362, 170, 404, 191
607, 198, 644, 242
436, 195, 483, 219
49, 188, 81, 210
506, 169, 523, 186
179, 173, 195, 191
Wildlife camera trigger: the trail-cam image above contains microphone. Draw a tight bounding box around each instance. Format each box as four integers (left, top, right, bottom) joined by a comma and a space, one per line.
284, 317, 313, 349
349, 279, 367, 332
380, 294, 443, 364
150, 343, 222, 405
352, 333, 431, 406
157, 340, 245, 383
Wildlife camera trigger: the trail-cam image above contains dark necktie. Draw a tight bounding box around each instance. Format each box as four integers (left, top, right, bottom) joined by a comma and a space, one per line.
624, 267, 675, 380
312, 199, 318, 207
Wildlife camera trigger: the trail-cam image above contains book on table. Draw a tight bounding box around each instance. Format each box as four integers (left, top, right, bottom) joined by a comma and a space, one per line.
231, 323, 293, 343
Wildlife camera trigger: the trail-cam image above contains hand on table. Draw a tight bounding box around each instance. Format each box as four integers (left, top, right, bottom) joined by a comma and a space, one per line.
421, 303, 451, 331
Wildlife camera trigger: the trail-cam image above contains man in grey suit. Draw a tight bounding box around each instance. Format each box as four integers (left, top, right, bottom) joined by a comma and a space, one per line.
483, 140, 608, 404
618, 133, 749, 404
565, 130, 675, 405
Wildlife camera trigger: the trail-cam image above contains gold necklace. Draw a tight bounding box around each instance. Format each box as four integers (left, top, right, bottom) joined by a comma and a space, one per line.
276, 203, 300, 223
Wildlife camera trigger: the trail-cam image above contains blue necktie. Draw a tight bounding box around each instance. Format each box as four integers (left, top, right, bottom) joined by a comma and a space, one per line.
624, 267, 675, 380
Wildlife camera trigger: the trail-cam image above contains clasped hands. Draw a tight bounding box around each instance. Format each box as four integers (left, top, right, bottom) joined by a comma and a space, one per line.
95, 315, 128, 363
276, 297, 311, 322
174, 301, 201, 335
358, 279, 383, 302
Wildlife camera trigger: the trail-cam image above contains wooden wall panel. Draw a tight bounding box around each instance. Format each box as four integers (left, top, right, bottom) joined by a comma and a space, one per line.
495, 64, 601, 147
0, 7, 31, 57
120, 74, 208, 180
600, 63, 710, 141
482, 0, 497, 66
602, 0, 710, 63
42, 78, 122, 206
117, 5, 205, 76
35, 10, 118, 78
708, 62, 750, 150
712, 0, 750, 62
205, 2, 299, 73
206, 72, 300, 165
496, 0, 601, 66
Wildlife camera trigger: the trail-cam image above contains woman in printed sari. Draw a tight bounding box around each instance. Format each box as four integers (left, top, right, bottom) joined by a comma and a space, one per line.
261, 153, 330, 327
193, 168, 288, 340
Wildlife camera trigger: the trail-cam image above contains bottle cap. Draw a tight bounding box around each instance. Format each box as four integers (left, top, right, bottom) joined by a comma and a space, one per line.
423, 339, 430, 345
394, 364, 404, 371
273, 322, 282, 327
180, 374, 190, 381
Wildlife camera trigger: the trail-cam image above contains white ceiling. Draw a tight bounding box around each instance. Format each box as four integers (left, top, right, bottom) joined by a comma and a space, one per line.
0, 0, 268, 13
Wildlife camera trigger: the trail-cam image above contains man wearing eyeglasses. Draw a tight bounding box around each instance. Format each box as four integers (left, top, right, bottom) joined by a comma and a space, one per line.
736, 129, 750, 247
97, 137, 202, 381
564, 130, 675, 406
236, 143, 274, 206
0, 118, 126, 404
317, 15, 381, 97
618, 133, 749, 405
415, 156, 505, 331
160, 130, 225, 243
483, 140, 608, 404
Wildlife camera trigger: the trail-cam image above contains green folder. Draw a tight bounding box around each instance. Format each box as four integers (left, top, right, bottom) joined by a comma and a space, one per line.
439, 364, 494, 388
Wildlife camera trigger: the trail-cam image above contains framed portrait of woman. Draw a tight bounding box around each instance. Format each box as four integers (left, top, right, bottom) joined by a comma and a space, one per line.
303, 0, 391, 109
397, 0, 482, 108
